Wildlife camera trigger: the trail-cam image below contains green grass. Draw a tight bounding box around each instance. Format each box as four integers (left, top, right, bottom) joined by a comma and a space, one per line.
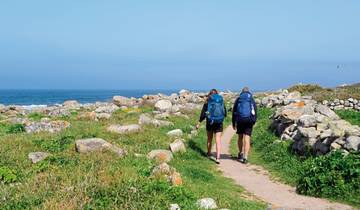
0, 107, 265, 210
231, 107, 360, 208
336, 110, 360, 126
288, 83, 360, 101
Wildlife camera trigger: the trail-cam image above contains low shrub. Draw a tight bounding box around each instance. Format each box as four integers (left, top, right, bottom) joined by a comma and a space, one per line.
0, 166, 17, 184
297, 151, 360, 204
6, 124, 26, 134
28, 112, 45, 121
33, 135, 74, 152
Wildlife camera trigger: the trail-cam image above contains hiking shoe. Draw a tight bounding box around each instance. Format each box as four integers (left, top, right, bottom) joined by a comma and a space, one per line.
237, 153, 244, 162
215, 158, 221, 164
240, 158, 248, 164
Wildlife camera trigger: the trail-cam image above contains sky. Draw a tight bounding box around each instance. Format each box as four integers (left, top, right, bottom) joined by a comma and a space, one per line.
0, 0, 359, 91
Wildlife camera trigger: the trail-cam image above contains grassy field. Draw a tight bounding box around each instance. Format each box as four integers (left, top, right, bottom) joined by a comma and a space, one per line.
0, 107, 265, 210
336, 109, 360, 126
230, 108, 360, 208
288, 83, 360, 101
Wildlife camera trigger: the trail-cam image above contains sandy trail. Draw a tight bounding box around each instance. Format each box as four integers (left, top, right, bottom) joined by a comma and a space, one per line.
214, 126, 354, 210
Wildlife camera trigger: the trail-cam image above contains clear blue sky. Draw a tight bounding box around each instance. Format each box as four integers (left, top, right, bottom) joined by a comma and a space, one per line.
0, 0, 359, 91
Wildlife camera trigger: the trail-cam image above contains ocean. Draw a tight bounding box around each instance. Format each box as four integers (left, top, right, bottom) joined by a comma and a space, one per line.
0, 90, 179, 106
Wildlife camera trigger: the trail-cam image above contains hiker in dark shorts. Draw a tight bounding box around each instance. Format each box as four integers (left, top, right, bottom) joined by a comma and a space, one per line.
232, 87, 257, 164
196, 89, 227, 164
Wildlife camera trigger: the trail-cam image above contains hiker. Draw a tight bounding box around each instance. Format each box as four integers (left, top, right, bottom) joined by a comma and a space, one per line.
232, 87, 257, 164
196, 89, 227, 164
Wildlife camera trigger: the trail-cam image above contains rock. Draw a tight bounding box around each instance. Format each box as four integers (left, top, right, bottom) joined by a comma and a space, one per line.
330, 142, 342, 150
298, 115, 317, 127
320, 129, 332, 139
28, 152, 50, 164
75, 138, 126, 157
155, 100, 173, 112
167, 129, 183, 137
151, 163, 173, 177
170, 172, 183, 186
63, 100, 80, 108
315, 104, 339, 120
113, 96, 132, 107
96, 113, 111, 120
25, 120, 70, 133
139, 113, 153, 125
48, 108, 71, 117
196, 198, 218, 209
344, 136, 360, 151
107, 124, 141, 134
77, 111, 97, 121
169, 139, 186, 154
169, 204, 181, 210
179, 89, 190, 96
298, 127, 320, 139
148, 150, 173, 163
344, 125, 360, 137
95, 104, 119, 114
316, 122, 329, 131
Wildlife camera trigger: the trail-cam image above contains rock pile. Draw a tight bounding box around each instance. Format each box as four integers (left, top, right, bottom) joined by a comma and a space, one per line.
322, 98, 360, 111
151, 163, 183, 186
270, 94, 360, 155
260, 90, 303, 108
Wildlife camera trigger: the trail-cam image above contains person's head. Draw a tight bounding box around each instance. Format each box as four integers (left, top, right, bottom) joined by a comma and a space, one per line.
207, 89, 218, 101
242, 87, 250, 93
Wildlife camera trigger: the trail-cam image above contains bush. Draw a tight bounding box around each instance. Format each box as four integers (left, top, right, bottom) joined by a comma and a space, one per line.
33, 135, 74, 152
288, 84, 326, 94
6, 124, 26, 134
0, 166, 17, 184
28, 112, 45, 121
297, 151, 360, 204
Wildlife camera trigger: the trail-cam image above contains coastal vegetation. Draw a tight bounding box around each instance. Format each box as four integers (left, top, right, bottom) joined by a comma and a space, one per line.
231, 107, 360, 207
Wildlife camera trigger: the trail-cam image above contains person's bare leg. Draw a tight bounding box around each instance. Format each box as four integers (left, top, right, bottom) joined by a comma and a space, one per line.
238, 134, 243, 156
243, 134, 251, 159
207, 131, 213, 156
215, 132, 222, 160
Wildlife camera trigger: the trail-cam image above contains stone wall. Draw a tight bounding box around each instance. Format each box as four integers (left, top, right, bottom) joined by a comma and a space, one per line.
322, 98, 360, 111
260, 91, 360, 155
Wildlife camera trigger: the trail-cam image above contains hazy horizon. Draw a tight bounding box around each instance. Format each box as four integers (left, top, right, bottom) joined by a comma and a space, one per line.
1, 1, 359, 90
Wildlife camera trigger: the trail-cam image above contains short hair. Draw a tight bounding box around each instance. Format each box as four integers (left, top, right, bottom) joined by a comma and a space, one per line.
242, 87, 250, 92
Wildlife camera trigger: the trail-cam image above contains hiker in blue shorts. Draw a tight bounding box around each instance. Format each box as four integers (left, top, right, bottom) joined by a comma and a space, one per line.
196, 89, 227, 164
232, 87, 257, 164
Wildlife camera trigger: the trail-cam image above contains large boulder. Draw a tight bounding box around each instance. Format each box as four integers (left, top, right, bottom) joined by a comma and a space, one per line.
107, 124, 141, 134
155, 100, 173, 112
28, 152, 50, 164
315, 104, 340, 120
75, 138, 126, 157
148, 149, 173, 163
344, 136, 360, 151
169, 139, 186, 154
113, 96, 132, 107
298, 115, 317, 128
95, 104, 119, 114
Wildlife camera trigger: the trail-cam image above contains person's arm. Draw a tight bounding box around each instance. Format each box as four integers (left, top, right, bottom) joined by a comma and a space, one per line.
251, 97, 258, 121
232, 98, 238, 128
196, 103, 207, 129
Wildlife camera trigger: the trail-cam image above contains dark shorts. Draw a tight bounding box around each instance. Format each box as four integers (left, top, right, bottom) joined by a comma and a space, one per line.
206, 122, 223, 133
236, 121, 254, 136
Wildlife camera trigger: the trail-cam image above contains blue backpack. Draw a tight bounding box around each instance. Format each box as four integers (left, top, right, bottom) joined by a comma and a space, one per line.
207, 94, 225, 124
236, 92, 255, 121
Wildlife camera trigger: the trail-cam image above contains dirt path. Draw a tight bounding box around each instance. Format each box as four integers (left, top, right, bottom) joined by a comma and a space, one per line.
215, 126, 354, 210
